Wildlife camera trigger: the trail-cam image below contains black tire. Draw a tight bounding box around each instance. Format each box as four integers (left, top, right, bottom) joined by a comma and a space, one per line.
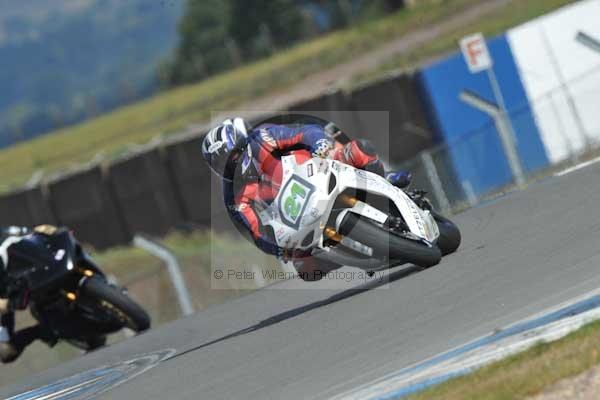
432, 211, 461, 256
80, 277, 150, 333
339, 213, 441, 268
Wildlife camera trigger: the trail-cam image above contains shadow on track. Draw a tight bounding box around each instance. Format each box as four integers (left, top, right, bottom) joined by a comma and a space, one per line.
165, 265, 423, 362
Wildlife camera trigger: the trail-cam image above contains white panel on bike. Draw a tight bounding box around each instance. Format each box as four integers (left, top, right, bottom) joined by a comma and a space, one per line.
263, 156, 439, 252
349, 201, 389, 225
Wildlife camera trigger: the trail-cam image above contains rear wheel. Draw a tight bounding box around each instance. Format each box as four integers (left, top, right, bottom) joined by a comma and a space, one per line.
338, 213, 441, 268
432, 211, 461, 256
80, 276, 150, 333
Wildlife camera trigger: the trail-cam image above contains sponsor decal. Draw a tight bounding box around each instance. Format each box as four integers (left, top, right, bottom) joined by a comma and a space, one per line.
241, 144, 253, 174
278, 175, 315, 229
355, 169, 376, 180
208, 141, 224, 154
317, 160, 329, 174
275, 227, 286, 239
54, 249, 65, 261
307, 163, 314, 177
300, 207, 322, 227
405, 197, 426, 238
343, 144, 354, 163
260, 129, 277, 147
313, 138, 333, 158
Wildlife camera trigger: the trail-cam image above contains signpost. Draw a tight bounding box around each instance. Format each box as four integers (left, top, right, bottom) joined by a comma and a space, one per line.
576, 31, 600, 54
460, 33, 493, 73
459, 33, 526, 188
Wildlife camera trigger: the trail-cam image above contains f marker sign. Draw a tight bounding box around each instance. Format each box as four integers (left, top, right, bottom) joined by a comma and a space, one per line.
460, 33, 493, 73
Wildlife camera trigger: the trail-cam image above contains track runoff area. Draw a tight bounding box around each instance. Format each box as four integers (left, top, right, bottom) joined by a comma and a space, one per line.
4, 158, 600, 399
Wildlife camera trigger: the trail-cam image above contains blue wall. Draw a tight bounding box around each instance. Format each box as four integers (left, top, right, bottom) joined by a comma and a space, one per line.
418, 34, 549, 196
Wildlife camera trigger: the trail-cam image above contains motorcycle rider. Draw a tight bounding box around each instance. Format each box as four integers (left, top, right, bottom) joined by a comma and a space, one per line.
0, 225, 55, 363
202, 117, 412, 281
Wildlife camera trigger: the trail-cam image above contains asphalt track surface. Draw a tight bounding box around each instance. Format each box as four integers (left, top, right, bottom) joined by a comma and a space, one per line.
3, 160, 600, 399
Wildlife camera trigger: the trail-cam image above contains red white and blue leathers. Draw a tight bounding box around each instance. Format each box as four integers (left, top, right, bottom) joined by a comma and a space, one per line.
223, 123, 384, 256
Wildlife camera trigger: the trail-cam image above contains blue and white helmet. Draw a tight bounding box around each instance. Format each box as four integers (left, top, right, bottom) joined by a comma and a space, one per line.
202, 118, 248, 179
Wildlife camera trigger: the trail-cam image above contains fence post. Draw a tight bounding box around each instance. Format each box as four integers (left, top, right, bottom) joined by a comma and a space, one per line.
133, 235, 194, 317
576, 31, 600, 54
460, 90, 526, 188
420, 151, 452, 215
461, 180, 478, 207
548, 92, 579, 165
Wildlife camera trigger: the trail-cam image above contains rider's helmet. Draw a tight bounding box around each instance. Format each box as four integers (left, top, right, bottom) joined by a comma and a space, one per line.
202, 118, 248, 180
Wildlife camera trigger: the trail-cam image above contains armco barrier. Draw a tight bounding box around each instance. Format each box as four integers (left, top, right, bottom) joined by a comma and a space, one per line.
108, 148, 184, 237
349, 72, 434, 164
0, 63, 457, 248
164, 136, 211, 226
0, 187, 56, 227
47, 166, 130, 249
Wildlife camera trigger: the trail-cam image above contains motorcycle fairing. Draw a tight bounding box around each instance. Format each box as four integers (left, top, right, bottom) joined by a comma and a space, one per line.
259, 156, 439, 252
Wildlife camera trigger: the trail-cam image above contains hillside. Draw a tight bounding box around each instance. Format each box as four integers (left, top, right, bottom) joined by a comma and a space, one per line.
0, 0, 184, 147
0, 0, 575, 193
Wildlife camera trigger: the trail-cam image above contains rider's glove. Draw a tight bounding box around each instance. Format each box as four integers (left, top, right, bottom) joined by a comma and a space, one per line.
386, 171, 412, 189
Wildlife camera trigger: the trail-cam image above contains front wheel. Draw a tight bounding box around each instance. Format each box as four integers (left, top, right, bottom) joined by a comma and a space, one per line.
432, 211, 461, 256
338, 213, 441, 268
80, 276, 150, 333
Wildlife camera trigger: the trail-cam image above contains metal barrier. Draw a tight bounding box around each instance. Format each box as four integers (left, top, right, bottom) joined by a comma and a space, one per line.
395, 66, 600, 213
133, 235, 195, 317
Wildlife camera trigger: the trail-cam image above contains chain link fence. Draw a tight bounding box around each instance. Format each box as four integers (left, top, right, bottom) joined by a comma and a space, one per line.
394, 65, 600, 215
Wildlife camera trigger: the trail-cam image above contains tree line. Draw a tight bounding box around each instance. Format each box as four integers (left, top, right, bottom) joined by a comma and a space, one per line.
160, 0, 405, 87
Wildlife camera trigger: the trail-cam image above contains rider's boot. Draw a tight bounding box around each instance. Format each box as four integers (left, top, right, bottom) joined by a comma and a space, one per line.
387, 171, 412, 189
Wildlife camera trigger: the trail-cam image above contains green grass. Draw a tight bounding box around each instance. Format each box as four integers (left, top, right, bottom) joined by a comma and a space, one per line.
93, 230, 282, 323
352, 0, 576, 85
0, 0, 576, 193
407, 319, 600, 400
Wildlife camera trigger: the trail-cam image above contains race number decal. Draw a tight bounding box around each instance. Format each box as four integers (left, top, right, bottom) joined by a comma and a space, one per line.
279, 176, 315, 229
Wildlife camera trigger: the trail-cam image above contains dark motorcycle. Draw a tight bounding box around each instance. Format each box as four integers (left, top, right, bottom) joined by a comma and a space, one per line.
5, 227, 150, 352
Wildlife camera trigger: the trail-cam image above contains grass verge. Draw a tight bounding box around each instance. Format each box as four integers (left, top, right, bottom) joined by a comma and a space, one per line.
93, 230, 282, 324
0, 0, 576, 192
352, 0, 575, 85
406, 319, 600, 400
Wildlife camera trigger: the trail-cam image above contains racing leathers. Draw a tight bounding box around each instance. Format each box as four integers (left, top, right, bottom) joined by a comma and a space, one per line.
223, 123, 387, 261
